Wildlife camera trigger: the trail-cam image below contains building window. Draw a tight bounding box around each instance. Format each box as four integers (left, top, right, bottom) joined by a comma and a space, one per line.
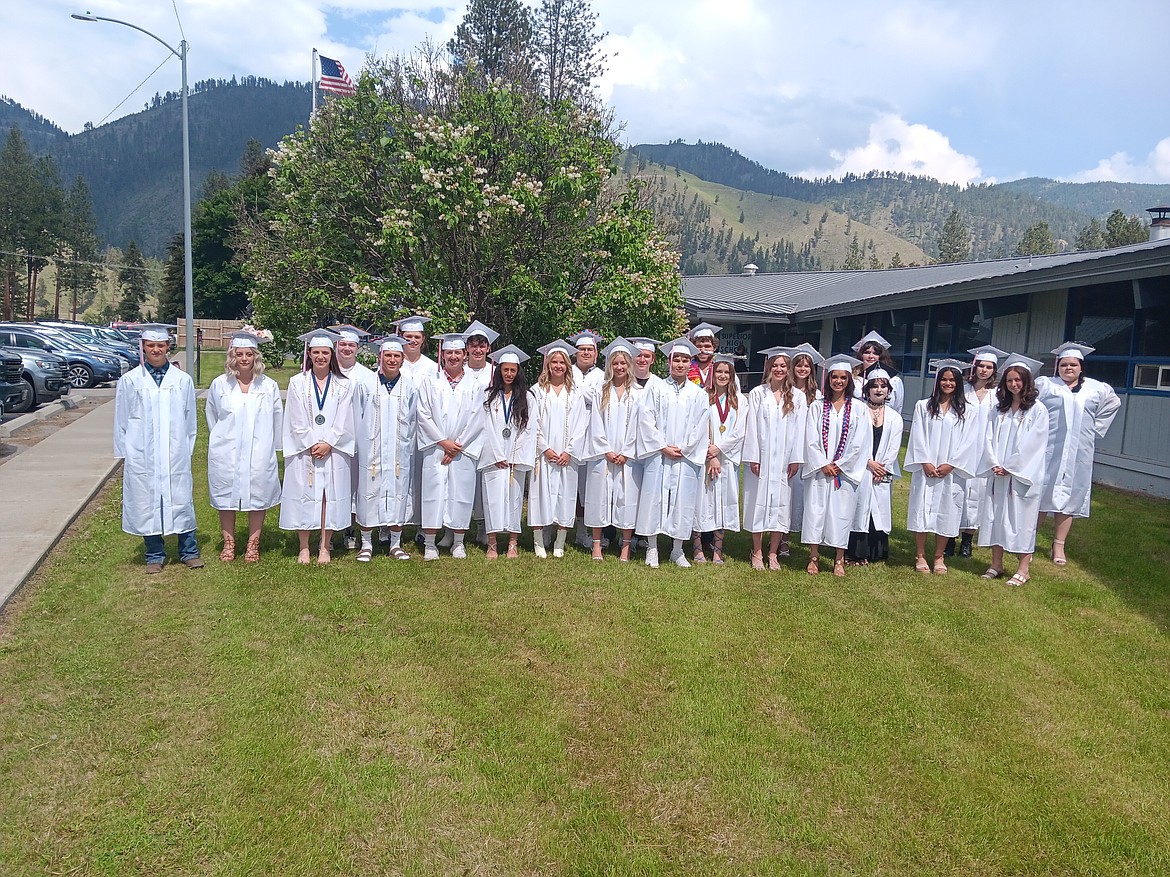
1134, 364, 1170, 391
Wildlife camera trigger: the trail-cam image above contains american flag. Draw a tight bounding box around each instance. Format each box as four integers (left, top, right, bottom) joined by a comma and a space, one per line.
319, 55, 356, 96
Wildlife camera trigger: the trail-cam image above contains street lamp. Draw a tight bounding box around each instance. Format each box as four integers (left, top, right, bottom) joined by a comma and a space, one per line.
72, 12, 195, 375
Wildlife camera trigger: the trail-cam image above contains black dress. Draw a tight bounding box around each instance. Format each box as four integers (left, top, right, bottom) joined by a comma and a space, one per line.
846, 422, 889, 563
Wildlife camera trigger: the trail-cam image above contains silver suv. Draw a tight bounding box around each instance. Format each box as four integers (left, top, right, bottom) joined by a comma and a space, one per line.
2, 346, 70, 413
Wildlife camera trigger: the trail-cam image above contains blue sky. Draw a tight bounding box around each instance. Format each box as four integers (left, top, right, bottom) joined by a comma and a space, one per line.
4, 0, 1169, 185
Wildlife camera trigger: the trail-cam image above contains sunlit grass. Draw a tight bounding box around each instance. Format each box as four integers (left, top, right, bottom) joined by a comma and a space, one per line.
1, 419, 1168, 875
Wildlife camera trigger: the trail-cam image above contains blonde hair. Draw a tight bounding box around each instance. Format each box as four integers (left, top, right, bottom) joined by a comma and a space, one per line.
225, 345, 266, 379
600, 350, 632, 412
538, 350, 576, 392
706, 360, 740, 411
790, 353, 817, 406
764, 354, 795, 415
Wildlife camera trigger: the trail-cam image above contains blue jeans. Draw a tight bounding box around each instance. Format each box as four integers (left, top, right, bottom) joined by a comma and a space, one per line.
143, 531, 199, 565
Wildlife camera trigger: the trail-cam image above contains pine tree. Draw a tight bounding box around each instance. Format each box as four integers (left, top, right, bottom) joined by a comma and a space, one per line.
117, 240, 148, 321
938, 209, 970, 263
889, 252, 904, 268
535, 0, 606, 105
449, 0, 535, 80
1103, 209, 1147, 248
1075, 217, 1105, 251
1015, 221, 1056, 256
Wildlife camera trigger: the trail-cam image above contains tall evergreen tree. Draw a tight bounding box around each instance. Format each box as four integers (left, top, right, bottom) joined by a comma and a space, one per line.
937, 209, 970, 263
117, 240, 148, 321
1075, 216, 1106, 251
448, 0, 536, 79
58, 175, 100, 319
0, 127, 37, 319
158, 232, 186, 325
1015, 221, 1056, 256
535, 0, 606, 105
1104, 209, 1147, 248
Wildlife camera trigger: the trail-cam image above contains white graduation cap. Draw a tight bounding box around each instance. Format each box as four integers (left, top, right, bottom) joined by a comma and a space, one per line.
298, 329, 342, 349
329, 324, 369, 343
601, 336, 637, 360
378, 334, 408, 353
489, 344, 530, 366
137, 323, 175, 343
228, 331, 260, 349
463, 320, 499, 345
391, 314, 432, 334
538, 339, 576, 359
759, 345, 797, 360
434, 332, 467, 351
792, 342, 826, 366
930, 358, 969, 376
851, 330, 892, 352
628, 336, 661, 353
688, 321, 722, 340
1003, 353, 1044, 375
863, 368, 892, 382
713, 353, 738, 366
967, 344, 1008, 364
659, 336, 699, 358
568, 330, 603, 348
821, 354, 863, 374
1051, 342, 1095, 361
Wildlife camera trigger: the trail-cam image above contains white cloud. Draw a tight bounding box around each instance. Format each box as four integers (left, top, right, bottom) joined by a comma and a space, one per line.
1065, 137, 1170, 184
797, 114, 983, 185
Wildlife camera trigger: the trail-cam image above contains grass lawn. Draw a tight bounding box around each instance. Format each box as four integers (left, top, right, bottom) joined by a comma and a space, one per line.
2, 413, 1169, 875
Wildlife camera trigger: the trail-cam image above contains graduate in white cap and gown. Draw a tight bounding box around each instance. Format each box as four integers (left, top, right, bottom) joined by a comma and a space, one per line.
331, 324, 377, 550
634, 336, 710, 568
581, 337, 647, 561
950, 345, 1007, 558
905, 359, 982, 574
353, 335, 419, 561
205, 331, 284, 564
416, 333, 485, 559
694, 353, 747, 564
279, 330, 356, 564
976, 354, 1050, 586
392, 314, 437, 382
801, 354, 869, 577
844, 367, 904, 566
1036, 342, 1121, 565
529, 339, 589, 557
477, 345, 538, 558
851, 330, 905, 414
742, 347, 807, 570
568, 330, 605, 548
686, 322, 741, 391
114, 323, 202, 572
463, 319, 500, 545
629, 337, 664, 401
785, 342, 824, 557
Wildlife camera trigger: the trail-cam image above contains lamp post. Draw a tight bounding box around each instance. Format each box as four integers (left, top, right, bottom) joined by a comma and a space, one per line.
72, 12, 195, 375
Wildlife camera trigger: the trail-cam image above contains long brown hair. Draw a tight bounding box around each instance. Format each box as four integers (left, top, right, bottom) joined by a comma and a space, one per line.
763, 354, 795, 415
995, 366, 1039, 412
706, 360, 740, 410
790, 353, 818, 407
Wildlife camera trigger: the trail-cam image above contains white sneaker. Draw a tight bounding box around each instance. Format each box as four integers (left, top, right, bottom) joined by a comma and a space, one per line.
424, 546, 439, 561
670, 549, 691, 568
553, 548, 564, 558
438, 530, 453, 548
645, 548, 659, 569
534, 543, 547, 559
452, 543, 467, 559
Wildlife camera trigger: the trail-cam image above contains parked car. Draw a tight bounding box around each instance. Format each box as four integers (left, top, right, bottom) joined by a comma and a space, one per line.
0, 347, 24, 414
1, 346, 70, 413
0, 325, 124, 389
39, 321, 139, 365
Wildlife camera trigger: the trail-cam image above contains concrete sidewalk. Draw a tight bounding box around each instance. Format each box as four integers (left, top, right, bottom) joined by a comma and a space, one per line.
0, 398, 120, 611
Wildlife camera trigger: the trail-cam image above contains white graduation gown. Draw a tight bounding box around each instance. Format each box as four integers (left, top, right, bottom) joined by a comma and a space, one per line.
850, 408, 904, 535
959, 386, 996, 529
114, 364, 198, 536
742, 385, 806, 533
400, 354, 437, 383
528, 384, 588, 527
205, 373, 283, 512
1037, 376, 1121, 518
354, 374, 418, 529
787, 387, 820, 531
478, 388, 538, 533
801, 399, 869, 549
696, 397, 747, 532
279, 371, 357, 531
416, 373, 485, 530
634, 378, 709, 540
581, 385, 646, 530
904, 400, 981, 537
977, 404, 1050, 554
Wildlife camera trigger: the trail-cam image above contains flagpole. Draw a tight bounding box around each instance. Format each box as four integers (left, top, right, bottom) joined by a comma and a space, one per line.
311, 48, 317, 114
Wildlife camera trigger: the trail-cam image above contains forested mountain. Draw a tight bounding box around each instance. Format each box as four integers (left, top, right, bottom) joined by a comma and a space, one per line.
7, 79, 311, 258
630, 141, 1157, 262
617, 153, 928, 274
997, 177, 1170, 221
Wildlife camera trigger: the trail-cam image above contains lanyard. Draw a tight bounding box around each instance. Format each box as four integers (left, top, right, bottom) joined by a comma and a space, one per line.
714, 392, 730, 433
313, 372, 332, 415
502, 391, 513, 426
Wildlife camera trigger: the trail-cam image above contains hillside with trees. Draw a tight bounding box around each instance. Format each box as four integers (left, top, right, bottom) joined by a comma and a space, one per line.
998, 177, 1170, 221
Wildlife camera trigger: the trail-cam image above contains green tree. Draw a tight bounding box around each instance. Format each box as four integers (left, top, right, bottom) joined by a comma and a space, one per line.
241, 45, 683, 357
938, 209, 970, 263
117, 240, 148, 321
0, 127, 38, 320
57, 175, 100, 319
1104, 209, 1147, 248
448, 0, 535, 80
535, 0, 607, 105
889, 251, 904, 268
158, 232, 186, 326
843, 234, 864, 270
1015, 221, 1056, 256
1075, 217, 1106, 251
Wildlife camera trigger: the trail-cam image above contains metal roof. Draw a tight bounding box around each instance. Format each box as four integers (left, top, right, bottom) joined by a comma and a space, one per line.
683, 237, 1170, 322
